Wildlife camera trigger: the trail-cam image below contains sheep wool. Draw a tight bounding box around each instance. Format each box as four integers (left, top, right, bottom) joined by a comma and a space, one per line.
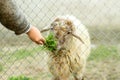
47, 15, 91, 80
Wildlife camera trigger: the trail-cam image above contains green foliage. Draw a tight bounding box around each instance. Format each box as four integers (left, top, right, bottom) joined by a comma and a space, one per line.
88, 45, 119, 61
14, 50, 31, 59
43, 33, 57, 52
0, 63, 3, 72
9, 47, 42, 62
10, 49, 33, 61
8, 75, 32, 80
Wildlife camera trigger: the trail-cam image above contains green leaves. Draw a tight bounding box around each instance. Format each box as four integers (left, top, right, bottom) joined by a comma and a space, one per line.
43, 33, 57, 52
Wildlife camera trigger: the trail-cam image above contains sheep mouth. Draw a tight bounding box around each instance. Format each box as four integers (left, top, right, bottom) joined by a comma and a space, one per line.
57, 37, 66, 45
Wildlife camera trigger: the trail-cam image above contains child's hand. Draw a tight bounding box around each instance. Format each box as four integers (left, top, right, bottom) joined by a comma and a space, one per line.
26, 26, 45, 45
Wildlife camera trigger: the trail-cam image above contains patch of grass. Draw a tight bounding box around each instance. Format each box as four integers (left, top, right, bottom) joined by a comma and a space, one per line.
0, 63, 3, 72
88, 45, 119, 61
32, 72, 52, 80
10, 49, 33, 61
9, 46, 43, 61
8, 75, 32, 80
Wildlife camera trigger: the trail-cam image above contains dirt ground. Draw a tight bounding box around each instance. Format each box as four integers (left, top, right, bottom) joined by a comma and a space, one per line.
85, 59, 120, 80
0, 52, 120, 80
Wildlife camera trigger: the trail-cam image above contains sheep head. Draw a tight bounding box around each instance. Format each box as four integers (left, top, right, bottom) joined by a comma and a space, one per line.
50, 18, 75, 45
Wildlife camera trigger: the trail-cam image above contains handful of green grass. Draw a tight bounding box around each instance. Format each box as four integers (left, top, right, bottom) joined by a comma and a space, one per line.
43, 33, 57, 52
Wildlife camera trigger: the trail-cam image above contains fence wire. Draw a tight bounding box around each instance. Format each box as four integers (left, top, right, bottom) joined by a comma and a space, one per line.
0, 0, 120, 80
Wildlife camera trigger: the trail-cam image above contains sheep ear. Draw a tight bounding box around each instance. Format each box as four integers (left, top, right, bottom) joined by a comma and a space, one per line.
66, 20, 72, 26
66, 20, 75, 31
55, 18, 60, 21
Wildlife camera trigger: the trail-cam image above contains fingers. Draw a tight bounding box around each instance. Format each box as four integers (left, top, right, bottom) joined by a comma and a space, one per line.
35, 37, 45, 45
35, 41, 44, 45
26, 26, 45, 45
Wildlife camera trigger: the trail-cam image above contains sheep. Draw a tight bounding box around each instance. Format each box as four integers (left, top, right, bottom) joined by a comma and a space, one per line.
41, 15, 91, 80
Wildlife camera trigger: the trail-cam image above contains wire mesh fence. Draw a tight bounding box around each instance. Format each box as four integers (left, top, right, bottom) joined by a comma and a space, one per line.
0, 0, 120, 80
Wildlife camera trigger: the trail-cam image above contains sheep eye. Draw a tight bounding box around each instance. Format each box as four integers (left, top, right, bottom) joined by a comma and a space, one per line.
54, 22, 59, 26
67, 31, 71, 34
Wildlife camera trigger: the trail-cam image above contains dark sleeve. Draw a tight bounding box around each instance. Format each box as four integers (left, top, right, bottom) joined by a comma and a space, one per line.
0, 0, 30, 35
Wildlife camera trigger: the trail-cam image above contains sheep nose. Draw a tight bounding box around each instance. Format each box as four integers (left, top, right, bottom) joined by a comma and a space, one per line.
55, 33, 60, 38
56, 31, 61, 35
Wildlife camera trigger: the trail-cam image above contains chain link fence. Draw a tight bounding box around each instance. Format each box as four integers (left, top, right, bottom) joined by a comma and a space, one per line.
0, 0, 120, 80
